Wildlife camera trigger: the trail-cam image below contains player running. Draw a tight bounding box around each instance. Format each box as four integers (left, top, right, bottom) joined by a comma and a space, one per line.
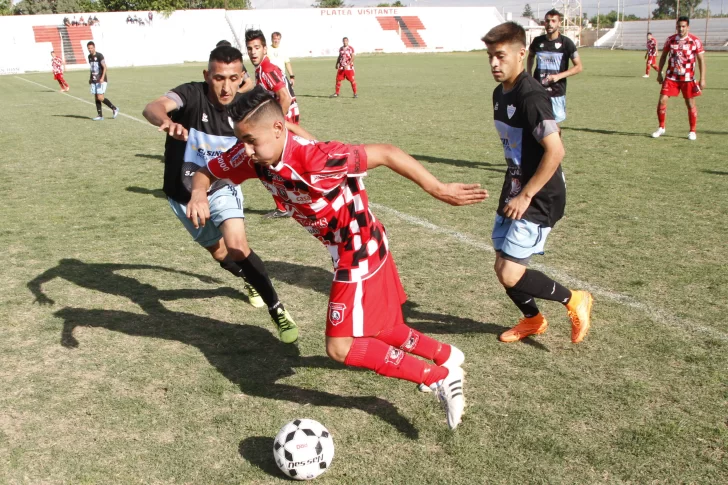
330, 37, 357, 98
187, 86, 489, 430
142, 45, 300, 344
51, 51, 69, 92
87, 41, 119, 121
483, 22, 593, 345
643, 32, 658, 78
652, 17, 706, 141
527, 10, 582, 124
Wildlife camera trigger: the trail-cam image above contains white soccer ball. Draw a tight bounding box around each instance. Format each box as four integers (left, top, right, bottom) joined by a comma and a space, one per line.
273, 418, 335, 480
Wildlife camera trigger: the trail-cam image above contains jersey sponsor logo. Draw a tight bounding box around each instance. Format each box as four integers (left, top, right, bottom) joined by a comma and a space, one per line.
295, 194, 313, 203
298, 217, 329, 229
184, 128, 238, 167
311, 172, 345, 184
536, 51, 564, 72
507, 104, 516, 119
229, 150, 247, 168
202, 113, 208, 123
328, 302, 346, 326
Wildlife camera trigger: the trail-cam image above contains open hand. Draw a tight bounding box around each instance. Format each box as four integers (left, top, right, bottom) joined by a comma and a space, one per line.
434, 183, 488, 206
158, 119, 188, 141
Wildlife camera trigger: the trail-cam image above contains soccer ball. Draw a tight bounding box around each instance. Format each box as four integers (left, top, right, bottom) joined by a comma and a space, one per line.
273, 418, 335, 480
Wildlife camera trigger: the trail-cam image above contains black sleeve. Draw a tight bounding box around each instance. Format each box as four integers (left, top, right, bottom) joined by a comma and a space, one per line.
96, 53, 105, 62
566, 37, 578, 59
528, 37, 538, 54
520, 89, 554, 135
169, 82, 198, 109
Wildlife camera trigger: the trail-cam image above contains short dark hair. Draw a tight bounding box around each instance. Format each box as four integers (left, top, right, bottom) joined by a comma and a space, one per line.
271, 31, 281, 38
343, 36, 348, 41
677, 16, 690, 25
245, 29, 266, 46
545, 9, 562, 19
647, 32, 652, 35
481, 22, 526, 48
216, 40, 232, 47
209, 45, 243, 64
227, 85, 284, 124
87, 41, 95, 47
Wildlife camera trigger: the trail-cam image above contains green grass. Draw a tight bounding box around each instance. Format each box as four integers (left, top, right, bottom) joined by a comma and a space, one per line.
1, 49, 727, 484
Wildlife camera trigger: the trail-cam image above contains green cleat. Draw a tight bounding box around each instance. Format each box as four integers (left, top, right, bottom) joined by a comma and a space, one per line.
271, 307, 299, 344
244, 283, 265, 308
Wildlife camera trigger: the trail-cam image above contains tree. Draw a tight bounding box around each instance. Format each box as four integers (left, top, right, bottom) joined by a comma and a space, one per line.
0, 0, 12, 15
652, 0, 702, 19
312, 0, 345, 7
522, 3, 533, 19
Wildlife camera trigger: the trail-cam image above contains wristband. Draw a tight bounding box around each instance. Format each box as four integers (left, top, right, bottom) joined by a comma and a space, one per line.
290, 75, 295, 79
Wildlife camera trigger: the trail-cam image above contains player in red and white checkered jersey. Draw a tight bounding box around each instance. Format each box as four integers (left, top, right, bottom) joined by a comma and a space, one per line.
50, 51, 69, 92
187, 86, 489, 430
643, 33, 658, 78
331, 37, 357, 98
652, 17, 707, 141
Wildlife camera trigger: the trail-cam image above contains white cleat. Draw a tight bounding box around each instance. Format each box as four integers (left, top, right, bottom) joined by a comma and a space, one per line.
436, 366, 465, 430
642, 74, 650, 78
92, 116, 104, 121
651, 127, 665, 138
112, 108, 120, 119
417, 345, 465, 393
688, 132, 697, 141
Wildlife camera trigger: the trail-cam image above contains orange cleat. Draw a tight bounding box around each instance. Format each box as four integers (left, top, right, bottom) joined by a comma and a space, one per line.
499, 314, 548, 343
567, 290, 593, 343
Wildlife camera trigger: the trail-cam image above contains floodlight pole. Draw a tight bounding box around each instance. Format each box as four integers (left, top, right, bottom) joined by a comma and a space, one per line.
647, 0, 651, 32
596, 0, 600, 41
705, 0, 710, 42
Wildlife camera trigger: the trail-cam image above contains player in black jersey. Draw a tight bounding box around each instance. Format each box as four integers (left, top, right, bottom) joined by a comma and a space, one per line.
483, 22, 593, 344
87, 42, 119, 121
142, 45, 300, 343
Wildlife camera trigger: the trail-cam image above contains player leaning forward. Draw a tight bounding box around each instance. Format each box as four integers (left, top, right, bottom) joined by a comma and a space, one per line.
142, 46, 299, 344
187, 86, 488, 430
483, 22, 593, 344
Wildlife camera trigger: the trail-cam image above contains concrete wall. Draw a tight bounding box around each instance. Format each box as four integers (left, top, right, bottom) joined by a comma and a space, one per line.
0, 7, 504, 75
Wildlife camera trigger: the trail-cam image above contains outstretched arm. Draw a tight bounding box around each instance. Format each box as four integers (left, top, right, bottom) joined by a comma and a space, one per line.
27, 268, 58, 305
363, 144, 488, 206
143, 96, 188, 141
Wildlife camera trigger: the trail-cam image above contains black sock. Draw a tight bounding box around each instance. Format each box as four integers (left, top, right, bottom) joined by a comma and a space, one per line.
102, 98, 116, 110
504, 287, 540, 318
235, 250, 280, 310
95, 99, 102, 116
513, 269, 572, 305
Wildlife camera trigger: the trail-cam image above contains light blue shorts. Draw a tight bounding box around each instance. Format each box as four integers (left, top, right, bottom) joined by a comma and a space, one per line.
492, 214, 552, 264
90, 82, 107, 95
168, 184, 244, 248
551, 96, 566, 123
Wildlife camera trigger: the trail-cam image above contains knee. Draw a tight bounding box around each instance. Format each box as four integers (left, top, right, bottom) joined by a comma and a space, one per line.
225, 241, 250, 260
206, 242, 226, 262
325, 338, 352, 364
495, 265, 522, 288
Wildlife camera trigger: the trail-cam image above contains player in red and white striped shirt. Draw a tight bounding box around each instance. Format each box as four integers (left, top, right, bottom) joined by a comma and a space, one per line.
652, 17, 707, 141
330, 37, 357, 98
643, 33, 658, 78
51, 51, 69, 92
187, 86, 489, 430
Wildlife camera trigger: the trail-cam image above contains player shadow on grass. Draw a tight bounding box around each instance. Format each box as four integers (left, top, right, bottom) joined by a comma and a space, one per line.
412, 154, 504, 174
52, 114, 95, 120
701, 169, 728, 176
561, 126, 651, 137
28, 259, 419, 439
135, 153, 165, 163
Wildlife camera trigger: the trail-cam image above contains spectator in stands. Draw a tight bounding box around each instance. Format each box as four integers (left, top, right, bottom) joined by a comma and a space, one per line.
127, 15, 132, 24
79, 16, 85, 26
72, 16, 78, 27
527, 9, 582, 124
216, 40, 254, 93
148, 11, 154, 25
269, 32, 295, 87
63, 17, 70, 27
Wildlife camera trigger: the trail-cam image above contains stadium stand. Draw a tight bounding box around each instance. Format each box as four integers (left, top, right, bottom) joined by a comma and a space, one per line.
596, 18, 728, 50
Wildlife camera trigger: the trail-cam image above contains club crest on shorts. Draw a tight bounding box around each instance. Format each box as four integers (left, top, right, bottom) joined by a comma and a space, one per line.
328, 303, 346, 326
507, 104, 516, 119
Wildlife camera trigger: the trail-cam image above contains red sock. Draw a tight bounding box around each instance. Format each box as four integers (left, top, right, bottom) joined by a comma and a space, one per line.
344, 337, 448, 386
351, 81, 357, 95
375, 324, 451, 365
688, 106, 697, 132
657, 105, 666, 128
335, 80, 341, 95
646, 64, 650, 75
274, 198, 286, 211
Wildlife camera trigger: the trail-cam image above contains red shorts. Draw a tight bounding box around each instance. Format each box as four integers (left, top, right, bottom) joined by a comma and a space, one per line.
326, 255, 407, 338
336, 69, 355, 83
53, 73, 65, 81
647, 55, 656, 65
660, 79, 701, 99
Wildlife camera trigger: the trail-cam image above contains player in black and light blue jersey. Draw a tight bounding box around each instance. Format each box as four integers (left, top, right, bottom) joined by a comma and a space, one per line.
142, 45, 299, 344
526, 10, 582, 123
87, 41, 119, 121
483, 21, 593, 345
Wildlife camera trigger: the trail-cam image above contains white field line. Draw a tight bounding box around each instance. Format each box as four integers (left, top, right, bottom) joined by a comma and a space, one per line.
17, 76, 726, 342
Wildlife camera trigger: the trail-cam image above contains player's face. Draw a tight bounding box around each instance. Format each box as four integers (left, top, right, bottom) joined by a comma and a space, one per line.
87, 44, 96, 55
343, 38, 348, 46
271, 34, 281, 48
677, 21, 689, 37
246, 39, 267, 67
486, 42, 526, 85
204, 60, 243, 107
234, 117, 286, 166
544, 15, 561, 35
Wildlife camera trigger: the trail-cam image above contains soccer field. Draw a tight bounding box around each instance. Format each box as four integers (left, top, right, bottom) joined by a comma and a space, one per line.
1, 49, 727, 484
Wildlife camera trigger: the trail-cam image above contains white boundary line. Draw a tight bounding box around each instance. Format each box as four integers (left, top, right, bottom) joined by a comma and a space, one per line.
16, 76, 726, 342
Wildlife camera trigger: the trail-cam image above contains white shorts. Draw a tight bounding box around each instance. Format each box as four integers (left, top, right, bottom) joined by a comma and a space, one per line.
90, 82, 107, 95
551, 96, 566, 123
